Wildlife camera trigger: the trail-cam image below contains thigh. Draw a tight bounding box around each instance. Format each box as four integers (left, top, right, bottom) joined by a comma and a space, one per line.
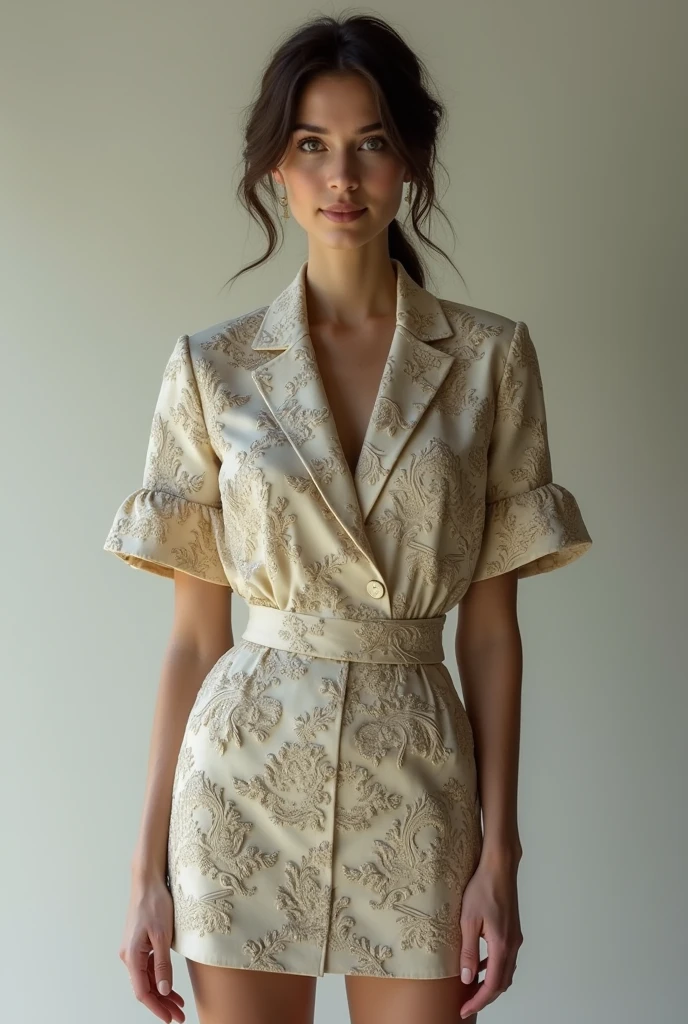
186, 960, 317, 1024
345, 974, 479, 1024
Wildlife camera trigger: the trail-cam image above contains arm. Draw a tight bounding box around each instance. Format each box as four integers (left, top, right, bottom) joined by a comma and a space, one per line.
456, 567, 523, 869
106, 333, 235, 1011
130, 571, 234, 885
455, 320, 592, 1018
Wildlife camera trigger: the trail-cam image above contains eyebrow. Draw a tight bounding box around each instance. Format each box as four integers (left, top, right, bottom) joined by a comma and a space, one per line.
292, 121, 383, 134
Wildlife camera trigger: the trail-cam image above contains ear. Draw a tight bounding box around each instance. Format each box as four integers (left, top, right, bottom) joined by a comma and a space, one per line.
272, 170, 284, 187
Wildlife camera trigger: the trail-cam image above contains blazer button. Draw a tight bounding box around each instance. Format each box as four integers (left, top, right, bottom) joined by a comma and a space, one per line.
366, 580, 386, 599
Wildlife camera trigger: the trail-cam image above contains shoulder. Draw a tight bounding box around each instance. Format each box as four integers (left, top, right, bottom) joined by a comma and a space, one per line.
439, 296, 517, 335
177, 305, 272, 395
186, 304, 268, 359
439, 296, 518, 346
436, 296, 526, 380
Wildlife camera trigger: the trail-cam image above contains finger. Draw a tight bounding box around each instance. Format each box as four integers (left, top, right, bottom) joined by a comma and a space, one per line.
458, 918, 482, 986
127, 947, 172, 1023
127, 964, 172, 1023
457, 955, 487, 1017
460, 939, 508, 1018
461, 944, 506, 1017
157, 993, 186, 1023
149, 934, 174, 998
139, 993, 176, 1023
148, 947, 186, 1023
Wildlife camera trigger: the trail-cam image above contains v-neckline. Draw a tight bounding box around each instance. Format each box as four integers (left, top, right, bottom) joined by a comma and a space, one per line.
301, 265, 400, 488
303, 323, 398, 487
249, 255, 457, 545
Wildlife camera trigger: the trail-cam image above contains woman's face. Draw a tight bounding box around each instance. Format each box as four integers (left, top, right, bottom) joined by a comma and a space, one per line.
272, 72, 409, 250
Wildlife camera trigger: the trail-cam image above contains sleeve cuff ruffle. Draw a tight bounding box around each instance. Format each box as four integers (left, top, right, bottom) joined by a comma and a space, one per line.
471, 481, 592, 582
103, 487, 231, 586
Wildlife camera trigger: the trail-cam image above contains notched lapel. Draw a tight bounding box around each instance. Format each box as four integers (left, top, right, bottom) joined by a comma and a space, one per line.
249, 259, 455, 562
354, 327, 455, 522
251, 331, 376, 564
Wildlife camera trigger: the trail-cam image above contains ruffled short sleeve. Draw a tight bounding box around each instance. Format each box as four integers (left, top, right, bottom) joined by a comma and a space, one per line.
471, 320, 592, 582
103, 333, 230, 586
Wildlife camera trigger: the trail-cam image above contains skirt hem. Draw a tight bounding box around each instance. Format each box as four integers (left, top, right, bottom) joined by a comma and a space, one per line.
171, 941, 467, 981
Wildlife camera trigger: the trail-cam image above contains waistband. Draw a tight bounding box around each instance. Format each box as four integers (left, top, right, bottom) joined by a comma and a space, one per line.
241, 605, 446, 665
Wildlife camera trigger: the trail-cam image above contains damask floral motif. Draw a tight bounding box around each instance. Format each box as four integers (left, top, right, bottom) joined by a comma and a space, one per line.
105, 257, 591, 978
342, 788, 469, 908
328, 896, 395, 975
232, 670, 346, 832
188, 666, 283, 752
167, 767, 279, 939
243, 842, 334, 970
353, 696, 453, 769
334, 760, 403, 831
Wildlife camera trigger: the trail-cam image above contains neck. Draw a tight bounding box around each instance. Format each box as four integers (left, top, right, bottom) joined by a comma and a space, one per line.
303, 247, 398, 330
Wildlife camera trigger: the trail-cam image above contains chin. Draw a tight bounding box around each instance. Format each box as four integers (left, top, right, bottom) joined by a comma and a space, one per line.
319, 238, 367, 251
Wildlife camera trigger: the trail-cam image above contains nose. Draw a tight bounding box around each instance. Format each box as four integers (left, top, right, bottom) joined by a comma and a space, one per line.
327, 151, 360, 193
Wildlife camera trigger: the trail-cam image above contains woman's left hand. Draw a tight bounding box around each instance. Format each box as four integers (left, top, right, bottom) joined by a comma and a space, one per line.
457, 852, 524, 1019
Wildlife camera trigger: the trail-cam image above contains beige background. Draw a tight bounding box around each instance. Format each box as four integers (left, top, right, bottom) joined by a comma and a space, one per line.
2, 1, 686, 1021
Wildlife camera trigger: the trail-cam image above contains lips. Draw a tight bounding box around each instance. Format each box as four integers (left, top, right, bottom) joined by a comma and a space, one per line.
321, 208, 367, 223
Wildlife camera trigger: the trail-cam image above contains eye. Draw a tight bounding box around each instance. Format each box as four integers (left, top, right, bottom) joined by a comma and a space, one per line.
295, 135, 388, 153
361, 135, 387, 151
296, 137, 324, 153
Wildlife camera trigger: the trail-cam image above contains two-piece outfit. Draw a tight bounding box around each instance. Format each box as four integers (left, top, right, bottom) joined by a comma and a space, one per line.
103, 259, 592, 978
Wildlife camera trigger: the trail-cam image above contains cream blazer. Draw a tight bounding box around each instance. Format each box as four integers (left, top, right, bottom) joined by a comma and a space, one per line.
103, 259, 592, 978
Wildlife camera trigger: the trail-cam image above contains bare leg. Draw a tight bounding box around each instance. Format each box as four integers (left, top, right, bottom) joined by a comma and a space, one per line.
185, 960, 317, 1024
345, 974, 479, 1024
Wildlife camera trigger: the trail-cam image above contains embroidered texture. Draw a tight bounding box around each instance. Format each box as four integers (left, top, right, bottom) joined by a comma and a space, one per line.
105, 258, 592, 978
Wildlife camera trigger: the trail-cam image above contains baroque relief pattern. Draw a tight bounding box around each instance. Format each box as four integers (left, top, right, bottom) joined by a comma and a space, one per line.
105, 258, 591, 977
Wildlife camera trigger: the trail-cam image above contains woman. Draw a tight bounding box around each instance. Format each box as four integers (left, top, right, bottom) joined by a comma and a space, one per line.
104, 13, 592, 1024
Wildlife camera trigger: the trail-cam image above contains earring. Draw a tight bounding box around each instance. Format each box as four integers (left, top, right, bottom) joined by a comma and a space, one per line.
405, 182, 412, 204
278, 187, 290, 220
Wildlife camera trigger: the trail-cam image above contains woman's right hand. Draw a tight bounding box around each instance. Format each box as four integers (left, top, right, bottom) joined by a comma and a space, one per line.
119, 875, 186, 1022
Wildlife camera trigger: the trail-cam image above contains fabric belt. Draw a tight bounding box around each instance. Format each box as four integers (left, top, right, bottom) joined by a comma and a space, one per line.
241, 605, 446, 665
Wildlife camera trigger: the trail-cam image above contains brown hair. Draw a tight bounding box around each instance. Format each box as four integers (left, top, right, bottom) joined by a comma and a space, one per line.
224, 12, 464, 291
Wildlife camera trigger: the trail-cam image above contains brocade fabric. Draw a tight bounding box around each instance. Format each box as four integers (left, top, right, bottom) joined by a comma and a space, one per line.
104, 259, 592, 977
